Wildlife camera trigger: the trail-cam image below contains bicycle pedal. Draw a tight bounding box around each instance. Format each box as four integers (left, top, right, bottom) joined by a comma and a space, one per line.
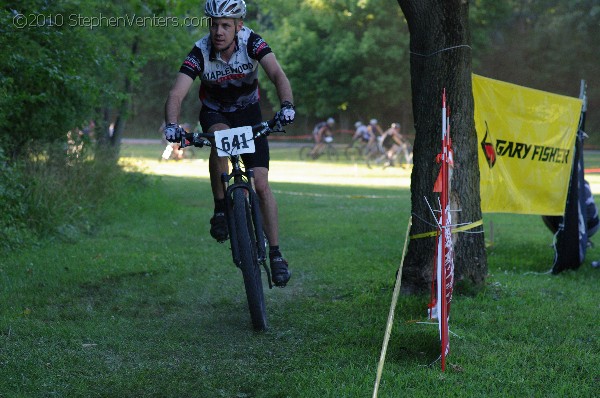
261, 262, 273, 289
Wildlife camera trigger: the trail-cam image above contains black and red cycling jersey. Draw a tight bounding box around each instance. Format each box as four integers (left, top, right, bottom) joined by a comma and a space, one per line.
179, 26, 272, 113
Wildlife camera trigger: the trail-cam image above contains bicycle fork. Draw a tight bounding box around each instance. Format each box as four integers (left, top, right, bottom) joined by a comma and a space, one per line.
221, 170, 272, 288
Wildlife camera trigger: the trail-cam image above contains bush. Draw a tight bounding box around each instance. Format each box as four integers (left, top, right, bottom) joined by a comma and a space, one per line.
0, 141, 145, 252
0, 147, 32, 250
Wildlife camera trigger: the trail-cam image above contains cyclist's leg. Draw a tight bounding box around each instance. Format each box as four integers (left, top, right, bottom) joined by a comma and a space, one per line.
314, 142, 325, 157
200, 107, 231, 201
173, 144, 184, 160
207, 125, 230, 199
252, 167, 278, 246
252, 166, 290, 286
403, 143, 413, 164
231, 106, 276, 245
316, 143, 321, 154
310, 131, 322, 155
365, 140, 378, 158
243, 132, 290, 286
200, 108, 232, 241
207, 131, 230, 240
385, 146, 397, 166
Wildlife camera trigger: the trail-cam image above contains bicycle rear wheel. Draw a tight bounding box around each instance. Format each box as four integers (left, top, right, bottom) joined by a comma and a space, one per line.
344, 146, 361, 161
299, 145, 313, 160
232, 188, 268, 331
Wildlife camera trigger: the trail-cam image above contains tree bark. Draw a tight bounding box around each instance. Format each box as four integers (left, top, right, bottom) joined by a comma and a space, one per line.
397, 0, 487, 294
95, 38, 139, 162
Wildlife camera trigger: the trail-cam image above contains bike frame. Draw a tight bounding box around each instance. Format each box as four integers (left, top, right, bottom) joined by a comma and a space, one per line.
179, 120, 279, 330
180, 119, 278, 287
221, 156, 269, 278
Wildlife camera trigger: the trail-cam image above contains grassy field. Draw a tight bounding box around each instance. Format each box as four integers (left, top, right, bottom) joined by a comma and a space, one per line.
1, 143, 599, 397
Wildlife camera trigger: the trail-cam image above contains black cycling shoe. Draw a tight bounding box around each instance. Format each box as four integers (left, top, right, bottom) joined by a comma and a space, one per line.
209, 212, 229, 242
270, 256, 291, 287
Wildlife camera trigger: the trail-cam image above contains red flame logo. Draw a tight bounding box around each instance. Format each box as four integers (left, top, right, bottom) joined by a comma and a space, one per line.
480, 121, 496, 168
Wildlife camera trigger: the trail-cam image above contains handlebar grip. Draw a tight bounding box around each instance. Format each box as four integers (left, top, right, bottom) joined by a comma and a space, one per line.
251, 118, 279, 135
181, 132, 213, 148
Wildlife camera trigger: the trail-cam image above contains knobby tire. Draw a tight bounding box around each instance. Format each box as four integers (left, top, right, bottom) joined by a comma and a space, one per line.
344, 146, 361, 162
299, 145, 313, 160
232, 188, 268, 331
326, 145, 339, 161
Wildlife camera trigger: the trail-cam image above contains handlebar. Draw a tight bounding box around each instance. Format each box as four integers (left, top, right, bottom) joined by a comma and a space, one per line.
180, 118, 280, 149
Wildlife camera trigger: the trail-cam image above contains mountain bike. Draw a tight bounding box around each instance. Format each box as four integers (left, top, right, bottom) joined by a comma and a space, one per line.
366, 139, 413, 169
180, 119, 281, 331
344, 140, 370, 162
299, 136, 339, 161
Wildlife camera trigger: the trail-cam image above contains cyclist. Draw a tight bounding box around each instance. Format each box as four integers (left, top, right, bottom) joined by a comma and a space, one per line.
381, 122, 412, 166
163, 0, 294, 287
309, 117, 335, 158
350, 121, 372, 148
362, 118, 384, 159
367, 119, 384, 144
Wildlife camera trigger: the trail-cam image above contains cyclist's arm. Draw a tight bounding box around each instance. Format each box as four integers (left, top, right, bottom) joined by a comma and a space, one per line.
392, 132, 406, 146
165, 73, 194, 124
260, 53, 294, 105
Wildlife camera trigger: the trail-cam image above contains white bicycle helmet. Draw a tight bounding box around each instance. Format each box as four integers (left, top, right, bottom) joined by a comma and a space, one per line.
205, 0, 247, 19
354, 121, 363, 129
327, 117, 335, 126
370, 118, 378, 125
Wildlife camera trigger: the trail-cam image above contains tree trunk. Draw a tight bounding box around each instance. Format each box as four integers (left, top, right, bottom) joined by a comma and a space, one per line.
95, 38, 139, 163
397, 0, 487, 294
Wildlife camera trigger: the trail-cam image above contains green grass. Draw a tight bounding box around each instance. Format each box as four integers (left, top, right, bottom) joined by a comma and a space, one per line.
119, 141, 357, 164
1, 146, 599, 397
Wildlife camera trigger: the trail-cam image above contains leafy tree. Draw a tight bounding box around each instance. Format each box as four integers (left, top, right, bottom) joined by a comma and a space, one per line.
87, 0, 198, 161
477, 0, 600, 141
1, 1, 100, 158
1, 0, 204, 160
252, 0, 411, 127
128, 2, 207, 137
122, 0, 525, 135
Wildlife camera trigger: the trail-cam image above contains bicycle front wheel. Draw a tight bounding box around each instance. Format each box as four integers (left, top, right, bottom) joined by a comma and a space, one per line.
299, 145, 313, 160
232, 188, 268, 331
365, 150, 378, 169
326, 145, 339, 161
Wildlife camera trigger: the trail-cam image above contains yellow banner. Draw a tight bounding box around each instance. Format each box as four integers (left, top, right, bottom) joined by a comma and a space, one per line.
473, 74, 582, 215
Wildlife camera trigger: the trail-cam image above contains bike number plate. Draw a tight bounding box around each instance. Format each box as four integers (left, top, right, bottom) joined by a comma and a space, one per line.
214, 127, 255, 157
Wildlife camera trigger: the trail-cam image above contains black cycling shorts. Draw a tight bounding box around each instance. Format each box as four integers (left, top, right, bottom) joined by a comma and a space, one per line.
199, 102, 269, 169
